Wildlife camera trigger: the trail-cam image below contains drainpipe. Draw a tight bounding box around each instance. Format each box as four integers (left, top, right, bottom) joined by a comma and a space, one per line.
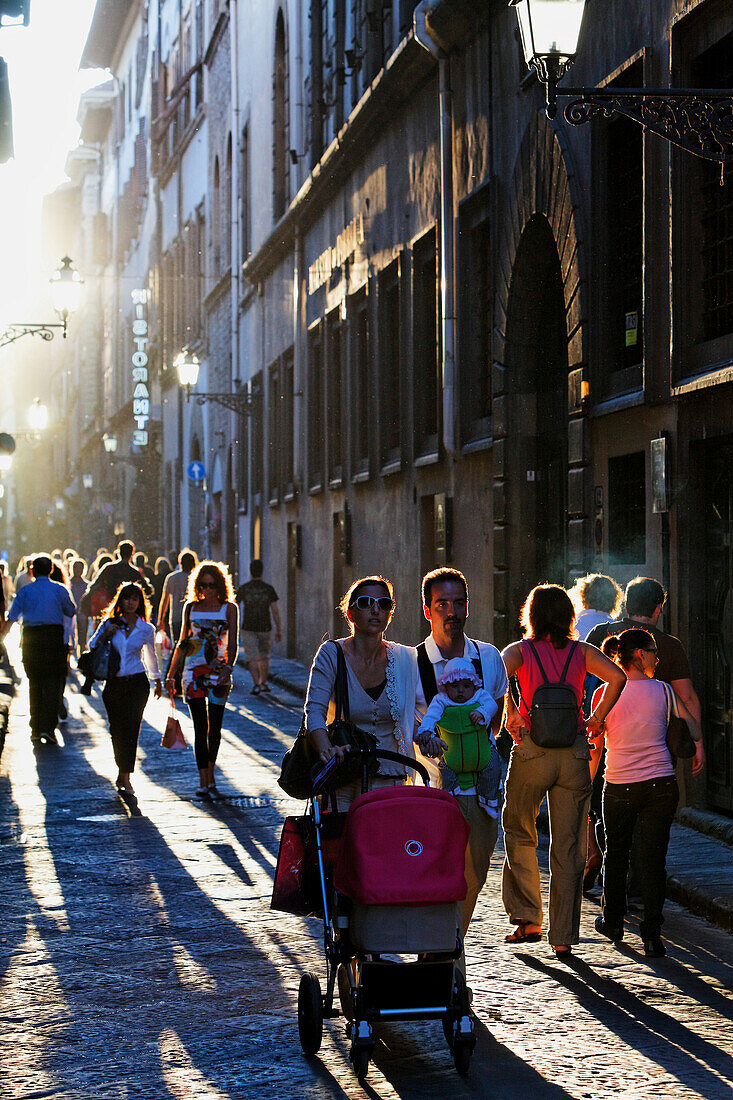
414, 1, 457, 457
230, 0, 242, 579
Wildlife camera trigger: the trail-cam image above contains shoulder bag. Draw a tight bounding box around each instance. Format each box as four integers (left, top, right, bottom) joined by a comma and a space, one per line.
663, 681, 696, 760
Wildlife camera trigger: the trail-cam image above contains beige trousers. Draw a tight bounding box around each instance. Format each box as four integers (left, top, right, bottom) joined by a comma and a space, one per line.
456, 794, 499, 937
501, 737, 592, 947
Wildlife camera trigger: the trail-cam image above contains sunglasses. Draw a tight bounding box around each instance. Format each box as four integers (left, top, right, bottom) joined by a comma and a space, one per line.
350, 595, 394, 612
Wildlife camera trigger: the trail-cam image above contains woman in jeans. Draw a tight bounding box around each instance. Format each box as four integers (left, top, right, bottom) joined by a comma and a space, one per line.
166, 562, 238, 799
90, 583, 162, 795
592, 630, 704, 957
501, 585, 625, 957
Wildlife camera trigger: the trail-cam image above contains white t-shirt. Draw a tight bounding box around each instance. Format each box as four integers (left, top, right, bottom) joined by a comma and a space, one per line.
592, 678, 675, 784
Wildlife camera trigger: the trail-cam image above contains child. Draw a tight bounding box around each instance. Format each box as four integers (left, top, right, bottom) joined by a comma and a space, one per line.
416, 657, 498, 789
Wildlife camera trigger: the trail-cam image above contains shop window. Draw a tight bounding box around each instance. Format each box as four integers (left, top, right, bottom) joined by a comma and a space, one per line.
308, 324, 325, 491
351, 287, 371, 478
326, 312, 343, 485
413, 228, 440, 458
378, 259, 402, 468
609, 451, 646, 564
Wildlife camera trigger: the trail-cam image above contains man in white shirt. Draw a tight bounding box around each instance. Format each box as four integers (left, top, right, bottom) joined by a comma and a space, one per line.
415, 568, 507, 939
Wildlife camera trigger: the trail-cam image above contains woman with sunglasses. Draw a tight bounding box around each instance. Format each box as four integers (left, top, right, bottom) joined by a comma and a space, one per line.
591, 629, 703, 957
89, 583, 162, 796
304, 576, 418, 809
166, 562, 238, 799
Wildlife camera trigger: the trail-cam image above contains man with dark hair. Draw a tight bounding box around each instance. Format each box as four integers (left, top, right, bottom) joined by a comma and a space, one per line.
586, 575, 700, 726
158, 549, 197, 644
236, 559, 281, 694
85, 540, 153, 614
415, 567, 507, 943
0, 554, 76, 745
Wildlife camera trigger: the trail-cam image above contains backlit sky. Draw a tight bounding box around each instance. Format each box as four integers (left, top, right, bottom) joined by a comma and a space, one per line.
0, 0, 105, 323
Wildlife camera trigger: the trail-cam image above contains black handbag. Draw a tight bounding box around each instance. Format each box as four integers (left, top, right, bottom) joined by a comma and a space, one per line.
78, 635, 121, 683
277, 641, 377, 799
663, 682, 696, 760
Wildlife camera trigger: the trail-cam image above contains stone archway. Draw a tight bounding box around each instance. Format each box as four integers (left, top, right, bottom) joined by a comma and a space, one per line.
492, 113, 589, 646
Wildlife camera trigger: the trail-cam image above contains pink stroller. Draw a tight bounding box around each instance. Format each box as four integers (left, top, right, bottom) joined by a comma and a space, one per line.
296, 748, 477, 1080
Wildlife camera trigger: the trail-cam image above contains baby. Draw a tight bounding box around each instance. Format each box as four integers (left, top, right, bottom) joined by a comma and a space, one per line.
416, 656, 498, 760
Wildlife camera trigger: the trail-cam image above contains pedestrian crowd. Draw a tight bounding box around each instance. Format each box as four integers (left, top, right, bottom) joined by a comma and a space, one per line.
302, 566, 704, 963
0, 542, 704, 966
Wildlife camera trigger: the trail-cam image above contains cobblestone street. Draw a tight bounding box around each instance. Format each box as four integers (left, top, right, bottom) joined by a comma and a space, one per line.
1, 657, 732, 1099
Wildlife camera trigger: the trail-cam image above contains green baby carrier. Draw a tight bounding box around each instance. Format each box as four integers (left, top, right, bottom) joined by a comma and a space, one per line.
435, 703, 493, 791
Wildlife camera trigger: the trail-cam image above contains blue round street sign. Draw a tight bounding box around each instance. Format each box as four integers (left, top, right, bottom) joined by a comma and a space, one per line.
187, 461, 206, 483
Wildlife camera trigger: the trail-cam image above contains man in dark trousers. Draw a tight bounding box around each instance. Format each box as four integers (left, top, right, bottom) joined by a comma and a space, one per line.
236, 559, 281, 694
0, 555, 76, 745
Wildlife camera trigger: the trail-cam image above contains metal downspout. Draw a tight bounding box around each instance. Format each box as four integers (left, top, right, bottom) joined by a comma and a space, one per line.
414, 1, 456, 458
230, 0, 242, 579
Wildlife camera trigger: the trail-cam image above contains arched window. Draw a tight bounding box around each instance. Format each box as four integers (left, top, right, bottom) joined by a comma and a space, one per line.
212, 156, 221, 274
273, 8, 289, 221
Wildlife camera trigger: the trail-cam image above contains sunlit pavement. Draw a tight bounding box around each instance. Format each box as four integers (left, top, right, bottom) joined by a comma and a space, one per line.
1, 649, 732, 1099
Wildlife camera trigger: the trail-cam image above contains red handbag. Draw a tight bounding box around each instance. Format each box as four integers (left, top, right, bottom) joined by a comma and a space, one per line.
271, 812, 346, 916
161, 701, 187, 749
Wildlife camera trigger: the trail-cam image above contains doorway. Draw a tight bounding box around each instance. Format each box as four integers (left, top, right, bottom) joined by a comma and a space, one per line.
502, 214, 569, 630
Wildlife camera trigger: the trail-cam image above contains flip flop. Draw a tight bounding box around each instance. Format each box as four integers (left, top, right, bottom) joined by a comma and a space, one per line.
505, 923, 542, 944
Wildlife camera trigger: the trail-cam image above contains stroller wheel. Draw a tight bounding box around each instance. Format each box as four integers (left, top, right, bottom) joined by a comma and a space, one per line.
453, 1038, 473, 1076
298, 972, 323, 1056
337, 964, 354, 1021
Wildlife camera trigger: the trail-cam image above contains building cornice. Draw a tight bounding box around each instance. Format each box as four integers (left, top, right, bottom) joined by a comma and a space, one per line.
242, 32, 435, 285
81, 0, 138, 72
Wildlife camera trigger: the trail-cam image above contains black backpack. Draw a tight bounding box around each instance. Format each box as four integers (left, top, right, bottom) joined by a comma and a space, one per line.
517, 641, 581, 748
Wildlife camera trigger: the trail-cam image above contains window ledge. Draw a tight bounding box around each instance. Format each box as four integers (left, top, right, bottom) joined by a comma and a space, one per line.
283, 489, 297, 504
308, 482, 323, 496
461, 437, 493, 457
268, 494, 279, 508
351, 469, 370, 485
414, 451, 440, 468
589, 391, 645, 418
672, 362, 733, 396
380, 459, 403, 478
329, 475, 343, 491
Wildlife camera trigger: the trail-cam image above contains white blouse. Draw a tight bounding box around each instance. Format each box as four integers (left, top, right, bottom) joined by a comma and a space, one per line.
89, 617, 160, 681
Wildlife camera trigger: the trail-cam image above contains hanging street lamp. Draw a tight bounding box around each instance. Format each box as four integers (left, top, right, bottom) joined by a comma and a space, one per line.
0, 257, 84, 348
174, 347, 251, 414
510, 0, 733, 165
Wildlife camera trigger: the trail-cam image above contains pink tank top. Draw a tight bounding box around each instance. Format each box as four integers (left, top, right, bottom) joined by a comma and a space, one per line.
516, 640, 586, 732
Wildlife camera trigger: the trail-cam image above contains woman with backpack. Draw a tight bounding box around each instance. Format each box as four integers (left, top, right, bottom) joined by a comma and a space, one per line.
500, 585, 625, 957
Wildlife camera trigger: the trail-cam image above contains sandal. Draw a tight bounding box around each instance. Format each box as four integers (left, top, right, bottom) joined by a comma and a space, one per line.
553, 946, 572, 958
505, 922, 542, 944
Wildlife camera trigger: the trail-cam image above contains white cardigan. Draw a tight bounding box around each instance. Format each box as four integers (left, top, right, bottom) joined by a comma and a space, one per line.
305, 638, 418, 761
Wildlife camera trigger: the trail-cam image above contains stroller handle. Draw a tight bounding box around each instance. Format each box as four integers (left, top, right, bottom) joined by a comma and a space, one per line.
356, 747, 431, 788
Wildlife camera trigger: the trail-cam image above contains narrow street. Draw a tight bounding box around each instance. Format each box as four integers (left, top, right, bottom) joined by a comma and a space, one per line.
1, 657, 732, 1099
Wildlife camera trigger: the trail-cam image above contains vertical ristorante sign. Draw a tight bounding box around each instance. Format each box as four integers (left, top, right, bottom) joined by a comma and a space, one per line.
131, 288, 150, 446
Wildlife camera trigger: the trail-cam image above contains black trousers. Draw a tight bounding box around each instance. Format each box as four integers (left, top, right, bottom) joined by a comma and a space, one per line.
21, 624, 66, 736
102, 673, 150, 773
602, 775, 679, 939
187, 696, 226, 770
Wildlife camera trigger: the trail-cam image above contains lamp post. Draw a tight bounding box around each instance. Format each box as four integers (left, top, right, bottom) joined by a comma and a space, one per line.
0, 257, 84, 348
174, 347, 251, 414
510, 0, 733, 164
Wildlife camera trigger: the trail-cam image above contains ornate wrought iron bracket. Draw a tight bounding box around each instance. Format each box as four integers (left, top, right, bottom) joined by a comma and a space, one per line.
548, 86, 733, 164
191, 391, 252, 415
0, 321, 66, 349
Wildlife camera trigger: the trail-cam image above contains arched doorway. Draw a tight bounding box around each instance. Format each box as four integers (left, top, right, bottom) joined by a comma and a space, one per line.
504, 214, 568, 620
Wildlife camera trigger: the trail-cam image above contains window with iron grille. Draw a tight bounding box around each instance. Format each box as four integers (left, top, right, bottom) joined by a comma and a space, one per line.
609, 451, 646, 564
282, 348, 295, 493
241, 123, 250, 261
268, 361, 281, 503
308, 324, 325, 490
309, 0, 325, 167
351, 287, 371, 478
379, 258, 402, 467
459, 194, 491, 445
607, 115, 643, 372
413, 228, 440, 458
694, 33, 733, 344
